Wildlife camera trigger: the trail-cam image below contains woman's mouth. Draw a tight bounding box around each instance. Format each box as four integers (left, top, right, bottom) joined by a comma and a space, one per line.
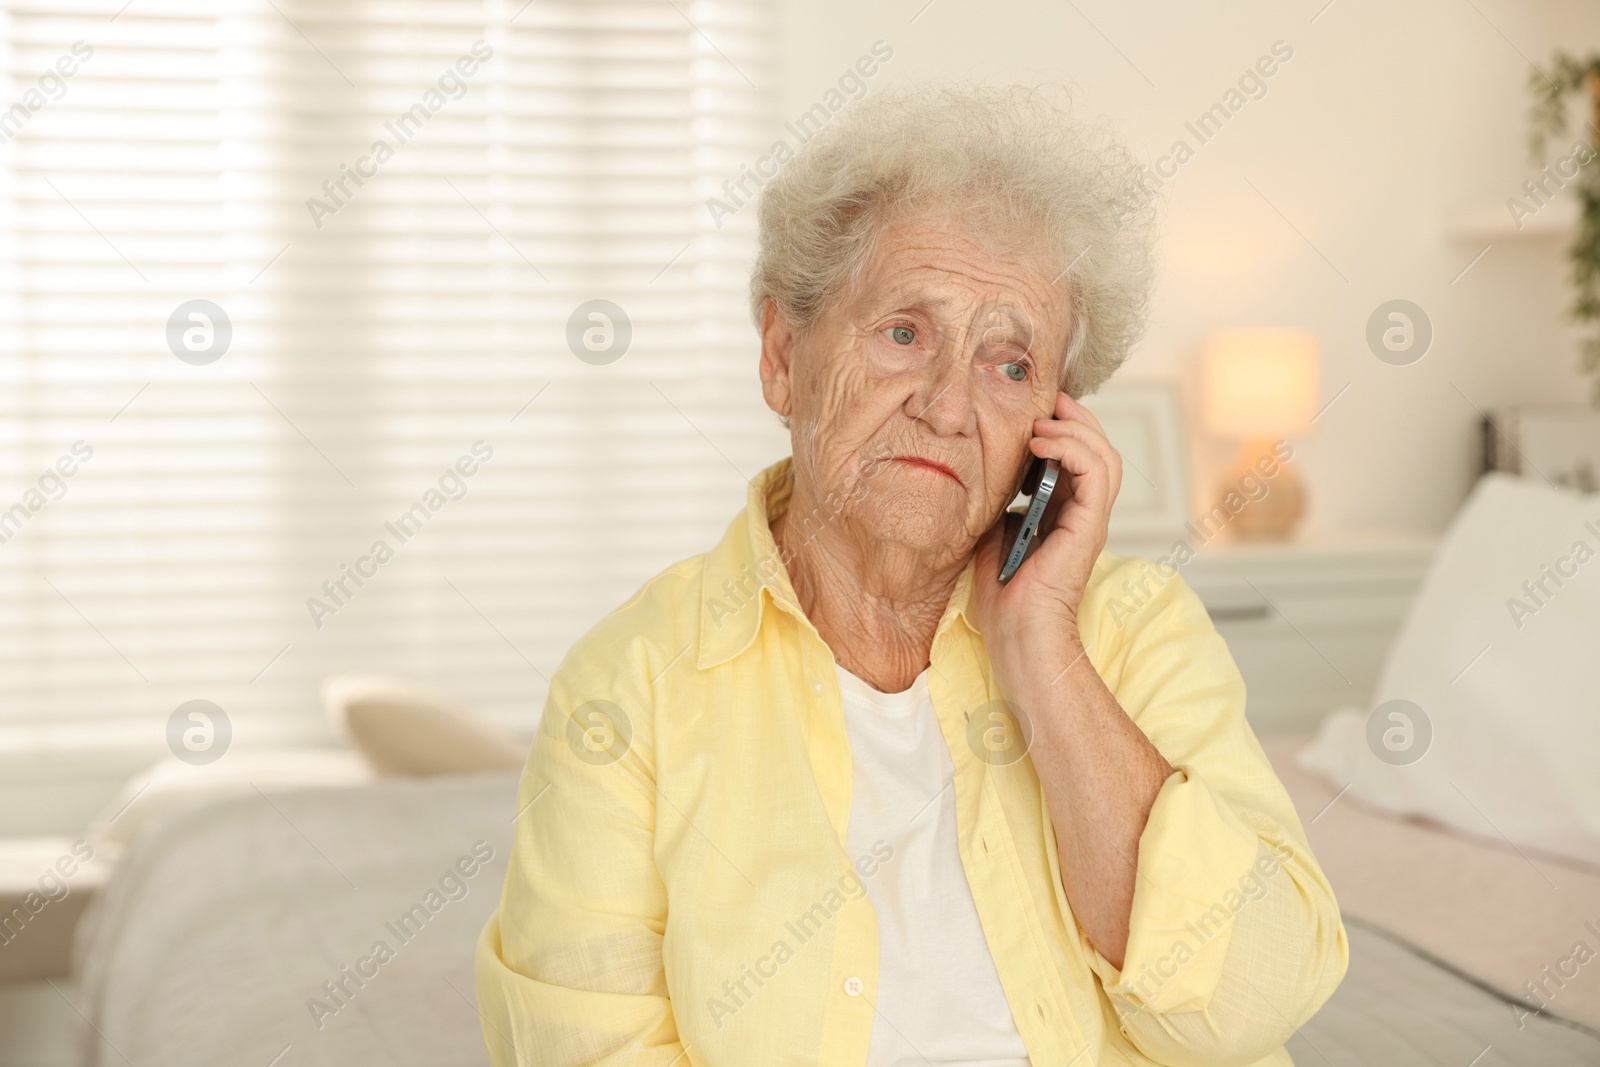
891, 455, 963, 486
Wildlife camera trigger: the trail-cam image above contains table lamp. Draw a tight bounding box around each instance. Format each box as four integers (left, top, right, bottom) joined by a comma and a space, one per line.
1200, 327, 1319, 540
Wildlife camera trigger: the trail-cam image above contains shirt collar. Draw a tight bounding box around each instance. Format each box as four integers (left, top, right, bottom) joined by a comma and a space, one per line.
696, 455, 982, 670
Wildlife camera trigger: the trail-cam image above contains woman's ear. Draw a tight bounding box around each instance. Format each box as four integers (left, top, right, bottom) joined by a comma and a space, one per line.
758, 299, 796, 421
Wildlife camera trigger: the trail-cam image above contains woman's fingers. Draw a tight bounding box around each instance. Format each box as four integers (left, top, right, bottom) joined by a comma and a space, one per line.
1033, 405, 1122, 504
1040, 396, 1114, 454
1029, 433, 1108, 524
1057, 391, 1108, 435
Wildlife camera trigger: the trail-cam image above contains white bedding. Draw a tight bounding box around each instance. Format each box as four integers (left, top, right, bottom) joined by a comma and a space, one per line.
1296, 474, 1600, 868
63, 745, 1600, 1066
1267, 734, 1600, 1032
71, 774, 516, 1067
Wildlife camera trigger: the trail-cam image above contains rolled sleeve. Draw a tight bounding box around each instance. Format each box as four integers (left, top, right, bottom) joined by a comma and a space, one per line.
1082, 765, 1264, 1014
1065, 556, 1350, 1065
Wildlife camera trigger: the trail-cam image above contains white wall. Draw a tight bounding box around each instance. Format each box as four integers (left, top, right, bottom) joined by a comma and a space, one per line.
774, 0, 1599, 534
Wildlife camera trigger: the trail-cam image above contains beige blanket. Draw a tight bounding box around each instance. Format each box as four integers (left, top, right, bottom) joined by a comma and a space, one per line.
1265, 735, 1600, 1031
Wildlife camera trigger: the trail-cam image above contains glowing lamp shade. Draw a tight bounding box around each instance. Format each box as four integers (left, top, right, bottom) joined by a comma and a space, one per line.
1199, 328, 1319, 540
1202, 328, 1319, 440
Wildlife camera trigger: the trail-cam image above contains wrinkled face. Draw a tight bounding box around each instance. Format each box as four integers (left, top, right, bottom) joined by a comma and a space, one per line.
759, 207, 1072, 560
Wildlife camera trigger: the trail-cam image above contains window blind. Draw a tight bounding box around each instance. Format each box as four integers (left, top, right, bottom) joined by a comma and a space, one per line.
0, 0, 784, 786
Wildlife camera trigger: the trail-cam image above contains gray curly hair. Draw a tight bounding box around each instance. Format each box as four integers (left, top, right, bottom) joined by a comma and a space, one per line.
749, 83, 1160, 400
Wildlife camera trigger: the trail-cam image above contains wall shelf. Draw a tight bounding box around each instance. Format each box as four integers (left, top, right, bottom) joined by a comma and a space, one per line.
1446, 197, 1577, 242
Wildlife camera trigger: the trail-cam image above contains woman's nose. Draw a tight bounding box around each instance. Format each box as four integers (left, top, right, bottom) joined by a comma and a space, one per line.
909, 347, 976, 435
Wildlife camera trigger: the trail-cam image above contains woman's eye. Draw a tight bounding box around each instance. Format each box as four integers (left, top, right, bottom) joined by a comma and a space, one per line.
888, 326, 916, 345
1001, 361, 1029, 382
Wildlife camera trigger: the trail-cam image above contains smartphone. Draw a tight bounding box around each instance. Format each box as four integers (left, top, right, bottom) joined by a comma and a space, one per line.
998, 454, 1060, 583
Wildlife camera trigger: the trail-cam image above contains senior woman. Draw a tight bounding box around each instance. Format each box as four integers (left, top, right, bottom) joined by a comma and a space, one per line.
476, 85, 1347, 1067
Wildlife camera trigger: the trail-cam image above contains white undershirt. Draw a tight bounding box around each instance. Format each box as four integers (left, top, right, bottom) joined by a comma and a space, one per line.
836, 663, 1033, 1067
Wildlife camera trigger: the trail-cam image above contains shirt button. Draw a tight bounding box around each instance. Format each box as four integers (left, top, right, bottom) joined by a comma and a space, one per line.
811, 679, 824, 693
843, 976, 864, 997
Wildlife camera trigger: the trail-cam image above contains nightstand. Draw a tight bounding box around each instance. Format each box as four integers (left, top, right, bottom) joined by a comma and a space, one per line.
1107, 533, 1438, 737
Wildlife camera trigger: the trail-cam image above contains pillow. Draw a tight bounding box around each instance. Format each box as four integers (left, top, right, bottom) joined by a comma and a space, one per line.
320, 673, 525, 776
88, 748, 374, 849
1297, 473, 1600, 868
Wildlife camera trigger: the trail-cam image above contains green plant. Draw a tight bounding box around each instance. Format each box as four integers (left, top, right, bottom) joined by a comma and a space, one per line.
1529, 56, 1600, 403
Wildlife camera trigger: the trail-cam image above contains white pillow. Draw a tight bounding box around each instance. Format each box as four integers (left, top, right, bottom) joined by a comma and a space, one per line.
320, 673, 524, 776
1298, 473, 1600, 868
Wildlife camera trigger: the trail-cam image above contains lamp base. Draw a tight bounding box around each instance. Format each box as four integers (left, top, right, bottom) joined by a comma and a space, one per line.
1214, 439, 1305, 541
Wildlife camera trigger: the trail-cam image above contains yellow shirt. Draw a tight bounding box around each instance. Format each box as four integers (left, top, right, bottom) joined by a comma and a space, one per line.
475, 455, 1348, 1066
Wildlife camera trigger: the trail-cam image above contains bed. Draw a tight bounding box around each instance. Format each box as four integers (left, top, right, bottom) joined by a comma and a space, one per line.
70, 773, 518, 1067
60, 733, 1600, 1067
1267, 736, 1600, 1065
50, 473, 1600, 1063
1268, 734, 1600, 1034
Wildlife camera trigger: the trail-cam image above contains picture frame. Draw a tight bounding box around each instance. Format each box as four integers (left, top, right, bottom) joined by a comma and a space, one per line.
1482, 404, 1600, 494
1082, 381, 1191, 542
